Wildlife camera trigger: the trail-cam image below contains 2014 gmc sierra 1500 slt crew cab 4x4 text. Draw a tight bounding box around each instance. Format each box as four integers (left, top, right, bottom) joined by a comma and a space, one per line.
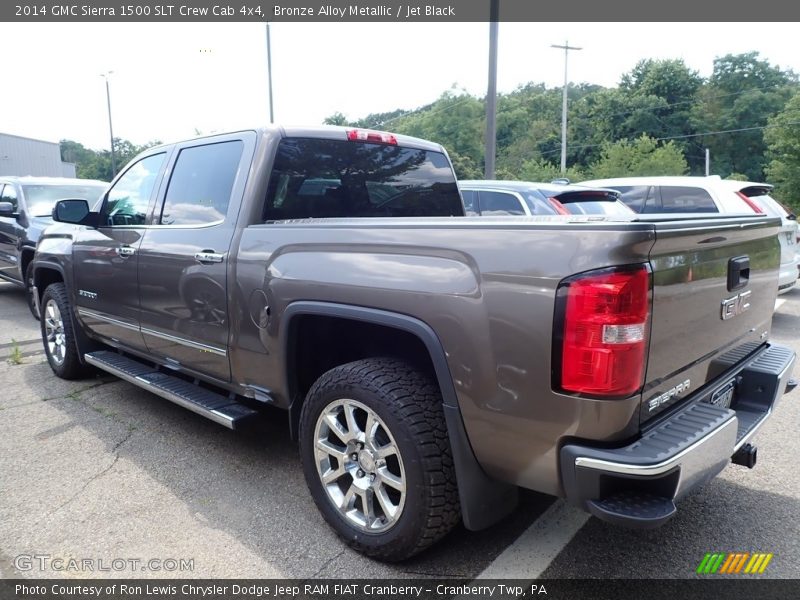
32, 126, 795, 561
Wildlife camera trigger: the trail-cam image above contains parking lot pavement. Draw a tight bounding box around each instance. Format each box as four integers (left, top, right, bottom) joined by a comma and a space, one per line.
0, 284, 41, 363
1, 281, 798, 580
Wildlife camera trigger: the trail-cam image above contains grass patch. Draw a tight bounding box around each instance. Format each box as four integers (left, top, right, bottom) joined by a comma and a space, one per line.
7, 339, 24, 365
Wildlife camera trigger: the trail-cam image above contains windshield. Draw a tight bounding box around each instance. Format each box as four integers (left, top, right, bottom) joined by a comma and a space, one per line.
22, 183, 107, 217
264, 138, 462, 220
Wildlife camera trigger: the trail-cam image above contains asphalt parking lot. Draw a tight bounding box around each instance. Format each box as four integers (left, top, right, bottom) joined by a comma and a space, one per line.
1, 280, 799, 580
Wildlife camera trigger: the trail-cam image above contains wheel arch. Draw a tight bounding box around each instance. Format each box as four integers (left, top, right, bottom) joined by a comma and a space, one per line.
35, 263, 99, 365
282, 301, 518, 530
19, 247, 35, 280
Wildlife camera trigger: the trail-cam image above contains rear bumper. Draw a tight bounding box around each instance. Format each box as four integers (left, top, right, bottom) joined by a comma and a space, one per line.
560, 343, 795, 528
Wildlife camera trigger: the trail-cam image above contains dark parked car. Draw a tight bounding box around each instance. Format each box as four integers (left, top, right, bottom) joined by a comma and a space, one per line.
458, 180, 634, 216
0, 176, 107, 317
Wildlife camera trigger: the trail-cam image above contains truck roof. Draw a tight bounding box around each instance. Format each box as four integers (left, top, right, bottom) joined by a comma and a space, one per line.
146, 125, 446, 154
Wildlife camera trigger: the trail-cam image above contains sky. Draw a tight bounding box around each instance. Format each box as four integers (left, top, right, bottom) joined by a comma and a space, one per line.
1, 22, 799, 151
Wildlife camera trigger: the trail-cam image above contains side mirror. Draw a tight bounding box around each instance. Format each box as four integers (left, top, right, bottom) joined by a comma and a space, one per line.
52, 199, 92, 225
787, 213, 797, 221
0, 201, 15, 216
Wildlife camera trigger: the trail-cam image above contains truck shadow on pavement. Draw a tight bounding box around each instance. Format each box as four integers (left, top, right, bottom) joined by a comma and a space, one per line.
20, 361, 553, 578
541, 476, 800, 578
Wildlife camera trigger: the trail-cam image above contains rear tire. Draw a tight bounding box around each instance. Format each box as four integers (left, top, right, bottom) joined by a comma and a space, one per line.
299, 357, 460, 561
40, 283, 91, 380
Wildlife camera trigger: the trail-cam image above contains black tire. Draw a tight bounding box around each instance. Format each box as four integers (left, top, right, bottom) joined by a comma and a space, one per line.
40, 283, 91, 380
25, 262, 39, 320
299, 358, 460, 561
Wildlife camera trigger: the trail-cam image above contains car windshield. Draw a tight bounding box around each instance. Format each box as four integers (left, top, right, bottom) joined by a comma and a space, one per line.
22, 183, 107, 216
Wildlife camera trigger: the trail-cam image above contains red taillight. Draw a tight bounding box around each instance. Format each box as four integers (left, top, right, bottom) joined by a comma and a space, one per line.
547, 196, 571, 215
559, 266, 650, 397
735, 191, 765, 214
346, 129, 398, 145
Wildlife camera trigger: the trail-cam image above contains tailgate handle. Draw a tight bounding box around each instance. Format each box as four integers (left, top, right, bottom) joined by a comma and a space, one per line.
727, 256, 750, 291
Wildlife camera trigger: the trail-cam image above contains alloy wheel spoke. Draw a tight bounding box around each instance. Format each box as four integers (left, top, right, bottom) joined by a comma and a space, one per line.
375, 486, 398, 519
377, 466, 404, 492
358, 488, 376, 524
316, 438, 347, 462
321, 464, 345, 484
323, 412, 350, 443
343, 403, 361, 439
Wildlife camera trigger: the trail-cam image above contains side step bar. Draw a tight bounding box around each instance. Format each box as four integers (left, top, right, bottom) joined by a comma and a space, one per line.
84, 351, 258, 430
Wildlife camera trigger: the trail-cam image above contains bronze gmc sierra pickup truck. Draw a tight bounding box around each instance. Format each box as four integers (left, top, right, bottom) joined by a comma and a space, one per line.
32, 126, 795, 561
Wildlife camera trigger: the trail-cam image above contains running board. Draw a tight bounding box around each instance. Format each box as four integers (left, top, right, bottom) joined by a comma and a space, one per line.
84, 351, 258, 430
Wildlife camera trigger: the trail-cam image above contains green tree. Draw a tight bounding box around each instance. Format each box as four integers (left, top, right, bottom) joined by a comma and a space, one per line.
764, 93, 800, 209
449, 151, 482, 180
695, 52, 798, 180
588, 135, 688, 179
519, 158, 585, 183
323, 112, 350, 126
60, 138, 161, 181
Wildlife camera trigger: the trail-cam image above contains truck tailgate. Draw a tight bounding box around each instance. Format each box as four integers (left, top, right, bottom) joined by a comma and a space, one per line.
642, 215, 781, 423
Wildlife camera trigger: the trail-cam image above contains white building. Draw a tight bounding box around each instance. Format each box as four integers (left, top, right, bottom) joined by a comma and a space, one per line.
0, 133, 76, 177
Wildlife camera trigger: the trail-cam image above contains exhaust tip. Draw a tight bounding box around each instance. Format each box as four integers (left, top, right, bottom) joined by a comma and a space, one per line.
732, 443, 757, 469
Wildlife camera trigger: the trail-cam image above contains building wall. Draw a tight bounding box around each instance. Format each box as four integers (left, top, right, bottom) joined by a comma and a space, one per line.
0, 133, 76, 177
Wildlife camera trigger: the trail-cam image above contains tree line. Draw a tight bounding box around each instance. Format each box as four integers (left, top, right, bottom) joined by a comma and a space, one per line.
59, 138, 161, 182
58, 52, 800, 210
326, 52, 800, 208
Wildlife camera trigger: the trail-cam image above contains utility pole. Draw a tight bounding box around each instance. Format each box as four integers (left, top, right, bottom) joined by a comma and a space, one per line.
266, 23, 274, 123
705, 148, 710, 176
551, 41, 582, 173
484, 0, 499, 179
100, 71, 116, 177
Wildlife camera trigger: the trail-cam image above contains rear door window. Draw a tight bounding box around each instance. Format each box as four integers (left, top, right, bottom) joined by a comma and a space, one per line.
460, 189, 478, 215
657, 186, 718, 213
264, 138, 462, 220
612, 185, 651, 213
478, 191, 526, 215
160, 140, 243, 225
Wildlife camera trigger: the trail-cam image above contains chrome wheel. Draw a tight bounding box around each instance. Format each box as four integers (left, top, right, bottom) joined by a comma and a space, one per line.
314, 398, 406, 533
44, 299, 66, 365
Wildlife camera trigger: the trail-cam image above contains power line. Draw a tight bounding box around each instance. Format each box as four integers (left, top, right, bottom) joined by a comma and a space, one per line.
535, 120, 800, 158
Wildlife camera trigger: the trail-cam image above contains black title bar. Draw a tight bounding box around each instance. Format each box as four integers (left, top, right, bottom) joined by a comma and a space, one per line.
3, 0, 800, 22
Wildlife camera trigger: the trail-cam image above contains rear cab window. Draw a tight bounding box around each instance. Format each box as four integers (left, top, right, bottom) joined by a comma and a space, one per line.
263, 138, 462, 221
656, 186, 718, 213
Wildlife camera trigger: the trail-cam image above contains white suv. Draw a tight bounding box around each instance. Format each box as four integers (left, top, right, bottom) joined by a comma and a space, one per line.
721, 181, 798, 294
581, 176, 799, 293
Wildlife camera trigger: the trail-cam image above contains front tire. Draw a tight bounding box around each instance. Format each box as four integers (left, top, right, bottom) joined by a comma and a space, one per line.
40, 283, 90, 380
299, 358, 460, 561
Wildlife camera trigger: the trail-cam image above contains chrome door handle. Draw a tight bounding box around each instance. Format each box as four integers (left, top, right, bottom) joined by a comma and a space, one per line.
116, 246, 135, 257
195, 251, 224, 264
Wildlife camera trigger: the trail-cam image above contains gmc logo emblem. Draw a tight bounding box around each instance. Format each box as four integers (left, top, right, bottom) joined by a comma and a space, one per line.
721, 290, 751, 320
